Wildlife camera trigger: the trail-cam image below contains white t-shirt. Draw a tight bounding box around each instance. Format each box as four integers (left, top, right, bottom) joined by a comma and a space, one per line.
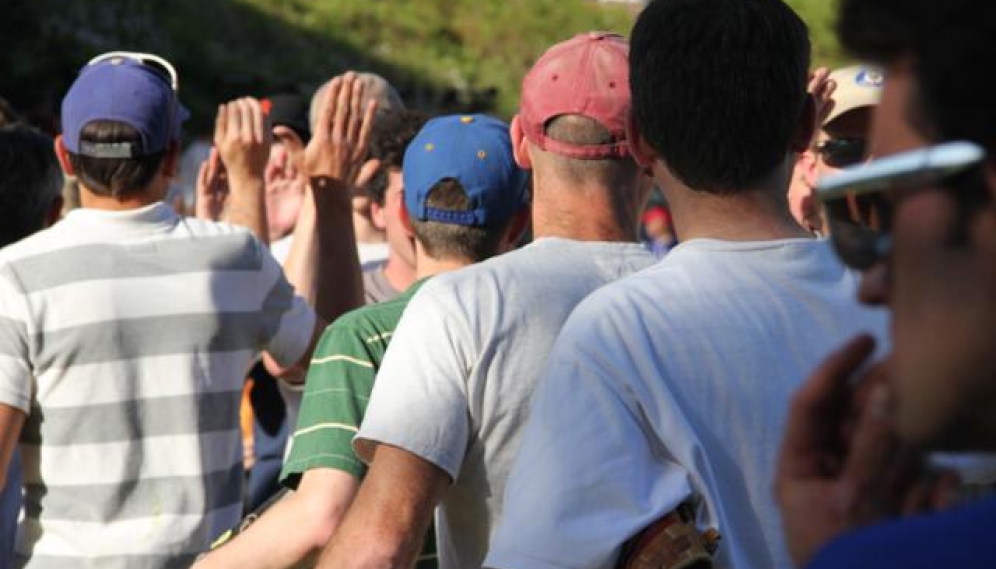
485, 238, 888, 569
357, 241, 389, 266
355, 238, 656, 569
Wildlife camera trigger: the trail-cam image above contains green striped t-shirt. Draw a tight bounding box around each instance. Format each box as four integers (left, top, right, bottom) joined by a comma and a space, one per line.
280, 278, 436, 568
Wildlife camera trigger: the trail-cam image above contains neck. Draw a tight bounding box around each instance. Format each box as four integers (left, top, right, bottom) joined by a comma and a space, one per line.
530, 176, 640, 242
414, 253, 471, 281
659, 161, 813, 242
353, 211, 385, 244
381, 253, 417, 292
78, 183, 163, 211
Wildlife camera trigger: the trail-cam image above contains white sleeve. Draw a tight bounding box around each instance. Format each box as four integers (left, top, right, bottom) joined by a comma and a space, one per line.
484, 304, 695, 569
256, 239, 316, 368
0, 267, 32, 414
354, 285, 472, 479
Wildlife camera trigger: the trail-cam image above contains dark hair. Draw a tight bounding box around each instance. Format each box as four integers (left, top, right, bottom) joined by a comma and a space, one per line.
0, 125, 63, 246
630, 0, 811, 194
366, 110, 430, 205
67, 121, 166, 198
839, 0, 996, 153
411, 178, 515, 262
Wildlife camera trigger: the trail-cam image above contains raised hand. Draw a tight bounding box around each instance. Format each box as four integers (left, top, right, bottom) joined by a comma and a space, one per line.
775, 336, 957, 567
210, 97, 272, 242
195, 147, 228, 221
807, 67, 837, 143
214, 97, 272, 183
302, 72, 378, 191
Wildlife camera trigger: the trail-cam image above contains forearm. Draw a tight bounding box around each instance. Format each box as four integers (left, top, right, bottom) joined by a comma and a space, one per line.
316, 445, 447, 569
284, 179, 363, 323
195, 470, 358, 569
0, 404, 25, 491
224, 172, 269, 244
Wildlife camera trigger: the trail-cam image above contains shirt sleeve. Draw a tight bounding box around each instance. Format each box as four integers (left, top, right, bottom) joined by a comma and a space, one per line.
256, 239, 316, 368
0, 267, 32, 414
484, 302, 695, 569
354, 286, 472, 480
280, 318, 374, 487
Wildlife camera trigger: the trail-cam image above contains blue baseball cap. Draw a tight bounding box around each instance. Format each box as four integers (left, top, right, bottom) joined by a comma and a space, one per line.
61, 53, 190, 158
404, 114, 528, 226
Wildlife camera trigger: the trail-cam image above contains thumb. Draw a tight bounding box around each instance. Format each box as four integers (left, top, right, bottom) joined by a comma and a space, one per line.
355, 158, 381, 188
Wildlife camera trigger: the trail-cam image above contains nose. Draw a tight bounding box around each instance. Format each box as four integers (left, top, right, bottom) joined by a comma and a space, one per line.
858, 262, 889, 305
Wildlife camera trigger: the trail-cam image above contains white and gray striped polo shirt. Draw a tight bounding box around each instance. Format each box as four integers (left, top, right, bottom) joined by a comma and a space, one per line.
0, 202, 315, 569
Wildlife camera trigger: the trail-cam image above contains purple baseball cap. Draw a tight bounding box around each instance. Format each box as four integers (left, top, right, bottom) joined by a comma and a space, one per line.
61, 53, 190, 158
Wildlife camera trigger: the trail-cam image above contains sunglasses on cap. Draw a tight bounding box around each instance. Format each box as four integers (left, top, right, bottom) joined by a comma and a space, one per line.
817, 141, 986, 271
87, 51, 180, 92
815, 137, 867, 169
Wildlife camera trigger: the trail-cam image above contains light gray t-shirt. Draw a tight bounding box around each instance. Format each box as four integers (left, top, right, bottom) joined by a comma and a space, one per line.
362, 261, 401, 305
486, 238, 889, 569
355, 238, 656, 569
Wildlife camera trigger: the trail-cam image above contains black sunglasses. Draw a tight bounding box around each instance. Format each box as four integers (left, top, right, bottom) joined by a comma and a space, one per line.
817, 141, 986, 270
815, 137, 868, 169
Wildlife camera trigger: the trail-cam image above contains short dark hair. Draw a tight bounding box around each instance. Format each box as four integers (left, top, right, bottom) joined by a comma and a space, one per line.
839, 0, 996, 154
366, 110, 430, 205
0, 125, 63, 246
411, 178, 515, 262
67, 121, 166, 198
630, 0, 811, 194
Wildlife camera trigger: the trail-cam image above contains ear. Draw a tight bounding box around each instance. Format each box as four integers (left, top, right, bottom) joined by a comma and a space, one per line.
370, 199, 388, 230
53, 135, 75, 176
790, 95, 817, 153
162, 141, 181, 179
509, 115, 533, 170
625, 111, 657, 171
44, 195, 64, 228
500, 205, 532, 252
399, 193, 415, 238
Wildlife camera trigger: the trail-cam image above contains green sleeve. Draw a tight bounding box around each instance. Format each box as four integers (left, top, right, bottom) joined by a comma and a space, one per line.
279, 319, 377, 487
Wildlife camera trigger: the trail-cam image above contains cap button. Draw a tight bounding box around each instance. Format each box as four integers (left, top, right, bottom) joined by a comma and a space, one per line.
461, 116, 474, 124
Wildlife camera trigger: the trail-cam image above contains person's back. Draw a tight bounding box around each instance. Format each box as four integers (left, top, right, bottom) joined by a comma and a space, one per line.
0, 54, 320, 568
486, 2, 886, 568
360, 237, 653, 565
319, 33, 656, 569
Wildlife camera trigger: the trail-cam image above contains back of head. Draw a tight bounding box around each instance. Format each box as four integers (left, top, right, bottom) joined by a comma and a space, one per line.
519, 32, 639, 190
838, 0, 996, 154
403, 114, 529, 262
0, 125, 63, 246
309, 72, 405, 132
61, 52, 189, 199
631, 0, 811, 194
366, 110, 431, 206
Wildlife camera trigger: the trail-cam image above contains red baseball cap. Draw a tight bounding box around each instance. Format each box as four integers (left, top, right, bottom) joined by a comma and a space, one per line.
519, 32, 630, 160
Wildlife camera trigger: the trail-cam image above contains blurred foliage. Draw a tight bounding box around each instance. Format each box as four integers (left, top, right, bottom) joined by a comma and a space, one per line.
1, 0, 843, 136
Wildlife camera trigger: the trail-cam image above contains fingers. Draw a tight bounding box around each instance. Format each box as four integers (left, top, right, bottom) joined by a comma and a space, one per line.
808, 67, 830, 95
780, 335, 877, 477
313, 79, 335, 144
214, 104, 227, 148
355, 158, 381, 189
347, 75, 365, 144
840, 382, 901, 508
355, 99, 378, 160
333, 74, 353, 143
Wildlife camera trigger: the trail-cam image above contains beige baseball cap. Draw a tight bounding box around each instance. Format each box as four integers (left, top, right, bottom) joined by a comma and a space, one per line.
824, 65, 884, 126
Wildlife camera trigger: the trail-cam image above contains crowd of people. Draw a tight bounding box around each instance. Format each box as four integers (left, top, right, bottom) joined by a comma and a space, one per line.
0, 0, 993, 567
